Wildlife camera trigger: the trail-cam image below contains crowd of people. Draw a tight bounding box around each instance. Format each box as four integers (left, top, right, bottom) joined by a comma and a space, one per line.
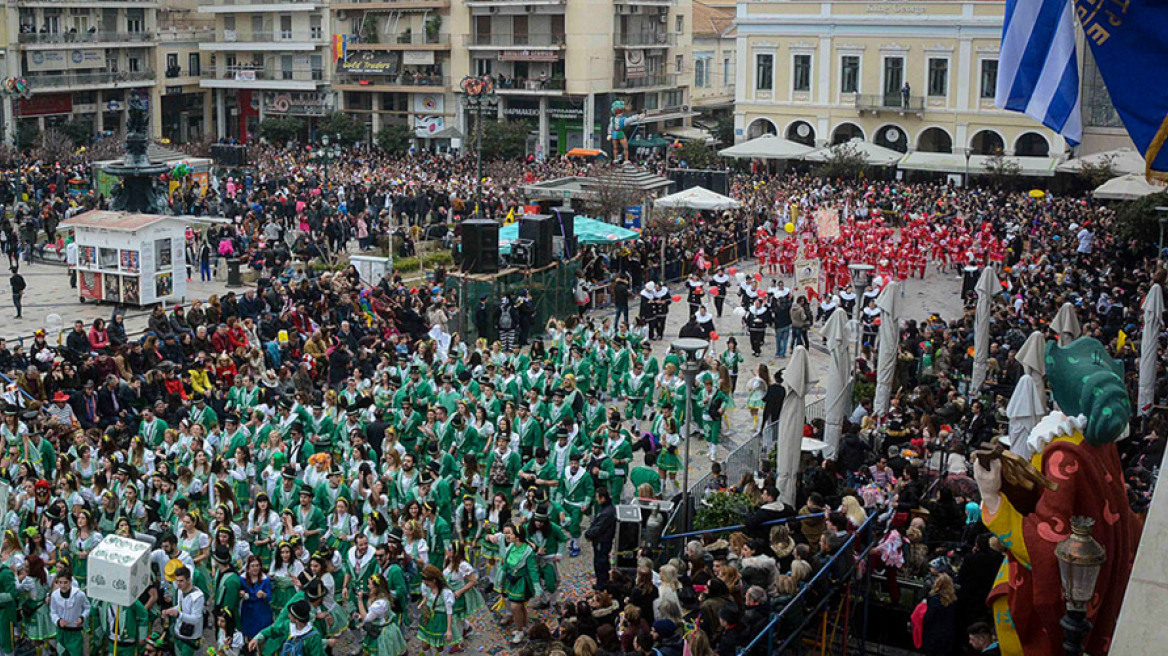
0, 142, 1158, 656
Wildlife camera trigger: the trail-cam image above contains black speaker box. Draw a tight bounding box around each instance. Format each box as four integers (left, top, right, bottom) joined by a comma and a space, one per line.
460, 219, 500, 274
551, 206, 577, 257
211, 144, 248, 167
519, 214, 554, 267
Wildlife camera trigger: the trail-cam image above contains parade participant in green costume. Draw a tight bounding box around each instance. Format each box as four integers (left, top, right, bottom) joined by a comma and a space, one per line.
699, 377, 728, 461
558, 452, 594, 558
525, 508, 567, 610
484, 435, 522, 498
188, 394, 218, 431
343, 534, 378, 612
580, 390, 607, 437
629, 452, 663, 496
490, 524, 542, 646
515, 404, 545, 459
314, 467, 351, 516
517, 447, 560, 499
255, 599, 326, 656
294, 485, 326, 553
378, 536, 411, 628
269, 542, 305, 614
19, 555, 55, 650
325, 497, 358, 556
246, 493, 279, 565
212, 546, 242, 620
654, 415, 682, 494
442, 541, 485, 646
417, 565, 459, 654
422, 501, 452, 571
603, 424, 634, 501
249, 579, 328, 656
138, 406, 169, 448
49, 570, 89, 656
351, 574, 407, 656
621, 360, 653, 426
67, 510, 102, 590
100, 592, 150, 656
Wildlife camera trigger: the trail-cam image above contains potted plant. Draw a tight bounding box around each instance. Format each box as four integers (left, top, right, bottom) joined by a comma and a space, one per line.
425, 15, 441, 44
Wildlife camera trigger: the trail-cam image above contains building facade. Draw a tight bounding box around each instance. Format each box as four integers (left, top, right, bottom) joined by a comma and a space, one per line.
4, 0, 159, 141
198, 0, 334, 141
154, 0, 213, 143
690, 0, 734, 122
733, 0, 1061, 159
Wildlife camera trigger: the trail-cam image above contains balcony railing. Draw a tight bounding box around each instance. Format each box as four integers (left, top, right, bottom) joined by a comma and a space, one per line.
855, 93, 925, 113
335, 0, 448, 5
494, 76, 565, 92
18, 31, 155, 44
157, 29, 217, 43
202, 66, 323, 82
467, 33, 565, 47
345, 32, 450, 46
614, 32, 675, 47
334, 73, 448, 88
25, 70, 155, 88
614, 73, 678, 89
199, 0, 320, 6
219, 30, 327, 43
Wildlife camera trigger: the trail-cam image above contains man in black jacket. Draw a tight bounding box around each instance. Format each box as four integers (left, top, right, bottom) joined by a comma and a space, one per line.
744, 485, 794, 540
613, 273, 631, 328
585, 487, 616, 590
650, 620, 684, 656
64, 320, 90, 362
715, 606, 751, 656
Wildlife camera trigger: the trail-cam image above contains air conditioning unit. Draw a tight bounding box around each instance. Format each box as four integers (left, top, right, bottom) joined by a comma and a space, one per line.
335, 10, 347, 20
658, 13, 668, 22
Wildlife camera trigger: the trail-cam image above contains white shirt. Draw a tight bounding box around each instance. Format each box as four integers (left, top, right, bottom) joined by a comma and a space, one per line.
50, 588, 90, 629
172, 586, 206, 641
1076, 228, 1095, 254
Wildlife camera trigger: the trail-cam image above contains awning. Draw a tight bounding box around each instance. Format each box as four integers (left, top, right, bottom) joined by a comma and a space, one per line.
802, 139, 903, 167
421, 127, 463, 140
898, 152, 1061, 177
719, 134, 814, 160
499, 216, 639, 253
1093, 173, 1167, 201
1057, 147, 1146, 176
630, 137, 670, 148
664, 126, 714, 143
654, 185, 741, 211
636, 110, 698, 125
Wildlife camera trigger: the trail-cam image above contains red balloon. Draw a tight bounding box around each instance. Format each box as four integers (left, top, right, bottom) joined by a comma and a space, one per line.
671, 294, 682, 302
728, 267, 738, 275
709, 287, 720, 297
754, 272, 763, 280
710, 332, 720, 341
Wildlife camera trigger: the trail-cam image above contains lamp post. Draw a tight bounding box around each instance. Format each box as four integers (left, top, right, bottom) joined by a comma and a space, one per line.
672, 337, 709, 533
317, 133, 340, 191
1155, 206, 1168, 261
1055, 516, 1107, 656
460, 75, 496, 219
848, 263, 874, 352
964, 149, 972, 188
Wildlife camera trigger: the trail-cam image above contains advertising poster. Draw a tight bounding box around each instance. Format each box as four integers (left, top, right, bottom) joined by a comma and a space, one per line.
122, 276, 140, 305
103, 274, 120, 303
79, 272, 102, 301
120, 249, 139, 273
155, 272, 173, 298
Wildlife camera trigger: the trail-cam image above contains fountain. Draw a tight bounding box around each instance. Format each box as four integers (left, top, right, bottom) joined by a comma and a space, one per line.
102, 90, 170, 214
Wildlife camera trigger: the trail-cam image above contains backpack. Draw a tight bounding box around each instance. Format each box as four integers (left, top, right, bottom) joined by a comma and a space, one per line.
280, 631, 312, 656
489, 454, 510, 486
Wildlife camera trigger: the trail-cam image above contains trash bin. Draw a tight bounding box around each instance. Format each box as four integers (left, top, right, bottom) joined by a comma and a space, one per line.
226, 258, 243, 287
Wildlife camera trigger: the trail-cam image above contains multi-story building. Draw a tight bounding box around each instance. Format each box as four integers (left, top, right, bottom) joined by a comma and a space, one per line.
690, 0, 733, 123
5, 0, 159, 140
155, 0, 214, 143
332, 0, 455, 144
198, 0, 334, 141
733, 0, 1061, 162
445, 0, 694, 157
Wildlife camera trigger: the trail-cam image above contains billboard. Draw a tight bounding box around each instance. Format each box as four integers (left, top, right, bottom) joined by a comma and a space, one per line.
27, 49, 104, 72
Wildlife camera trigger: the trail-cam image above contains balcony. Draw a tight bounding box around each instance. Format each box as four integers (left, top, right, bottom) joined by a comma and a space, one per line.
466, 33, 566, 48
200, 30, 327, 51
200, 65, 324, 90
198, 0, 321, 11
613, 32, 676, 48
25, 70, 155, 92
333, 0, 449, 8
614, 0, 675, 5
19, 31, 156, 47
334, 73, 449, 92
855, 93, 925, 115
344, 32, 451, 48
466, 0, 563, 5
156, 29, 217, 43
17, 0, 158, 6
494, 76, 565, 95
613, 73, 679, 90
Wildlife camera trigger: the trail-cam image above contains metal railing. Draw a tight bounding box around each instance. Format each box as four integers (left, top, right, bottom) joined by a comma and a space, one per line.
494, 77, 565, 92
336, 0, 449, 5
614, 31, 676, 47
18, 31, 155, 44
614, 73, 679, 90
346, 32, 450, 45
25, 70, 155, 88
157, 29, 216, 43
855, 93, 926, 113
334, 73, 449, 88
467, 33, 565, 47
202, 66, 324, 82
200, 0, 321, 6
219, 30, 328, 43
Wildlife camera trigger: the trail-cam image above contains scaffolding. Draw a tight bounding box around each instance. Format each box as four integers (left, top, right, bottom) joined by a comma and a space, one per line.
446, 260, 583, 341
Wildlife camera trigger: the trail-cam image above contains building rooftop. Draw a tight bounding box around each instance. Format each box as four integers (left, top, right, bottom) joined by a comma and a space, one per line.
693, 0, 736, 38
62, 211, 184, 232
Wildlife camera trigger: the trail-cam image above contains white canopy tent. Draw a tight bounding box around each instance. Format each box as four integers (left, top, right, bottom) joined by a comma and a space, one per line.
654, 186, 742, 211
1139, 284, 1164, 416
1093, 173, 1167, 201
718, 134, 815, 160
802, 139, 905, 167
971, 267, 1000, 394
898, 152, 1061, 177
1057, 147, 1147, 176
777, 346, 815, 506
1006, 331, 1048, 461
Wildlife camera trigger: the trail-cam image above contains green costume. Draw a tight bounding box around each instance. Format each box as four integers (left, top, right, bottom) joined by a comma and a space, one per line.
527, 523, 567, 592
629, 465, 662, 496
418, 587, 460, 649
558, 467, 594, 539
102, 599, 149, 656
496, 542, 542, 602
214, 568, 242, 619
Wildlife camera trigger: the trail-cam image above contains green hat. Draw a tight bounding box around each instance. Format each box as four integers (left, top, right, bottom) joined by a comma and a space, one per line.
1045, 337, 1131, 445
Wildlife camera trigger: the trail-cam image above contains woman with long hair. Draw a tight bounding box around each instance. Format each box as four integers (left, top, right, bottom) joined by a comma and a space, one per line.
418, 565, 458, 654
442, 541, 485, 650
402, 520, 429, 595
478, 493, 510, 582
746, 364, 770, 429
68, 509, 102, 589
353, 573, 407, 656
270, 541, 304, 612
491, 523, 542, 645
247, 494, 278, 565
239, 555, 273, 640
18, 554, 54, 648
919, 573, 958, 655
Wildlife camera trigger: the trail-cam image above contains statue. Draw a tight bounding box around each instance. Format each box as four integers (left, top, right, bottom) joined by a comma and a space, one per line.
608, 100, 642, 163
104, 90, 170, 214
974, 337, 1141, 655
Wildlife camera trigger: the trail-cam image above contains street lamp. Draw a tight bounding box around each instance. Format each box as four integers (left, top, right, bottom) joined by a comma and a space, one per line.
671, 337, 709, 533
460, 75, 496, 219
317, 133, 341, 189
964, 149, 973, 188
1155, 206, 1168, 260
1055, 516, 1107, 656
849, 263, 874, 350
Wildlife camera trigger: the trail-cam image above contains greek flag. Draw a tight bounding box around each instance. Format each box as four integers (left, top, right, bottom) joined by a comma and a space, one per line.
996, 0, 1081, 145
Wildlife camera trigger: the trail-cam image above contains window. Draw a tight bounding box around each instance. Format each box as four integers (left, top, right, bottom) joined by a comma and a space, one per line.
281, 54, 293, 80
644, 93, 659, 110
474, 17, 491, 46
980, 59, 998, 99
792, 54, 811, 92
224, 16, 236, 32
126, 9, 144, 33
694, 58, 708, 87
475, 58, 492, 77
166, 53, 178, 70
666, 90, 683, 107
189, 53, 201, 76
927, 58, 948, 96
512, 15, 528, 45
755, 53, 773, 91
128, 56, 141, 73
675, 54, 683, 76
676, 15, 684, 34
883, 56, 904, 99
310, 16, 322, 40
311, 54, 323, 80
724, 57, 731, 87
280, 15, 292, 40
840, 55, 859, 93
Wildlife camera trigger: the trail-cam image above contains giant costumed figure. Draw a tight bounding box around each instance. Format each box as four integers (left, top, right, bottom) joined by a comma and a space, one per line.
974, 337, 1141, 655
608, 100, 641, 163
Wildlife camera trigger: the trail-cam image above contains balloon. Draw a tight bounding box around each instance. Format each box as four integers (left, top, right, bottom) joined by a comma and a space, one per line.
733, 307, 748, 318
710, 332, 720, 341
709, 287, 719, 297
701, 261, 711, 270
754, 272, 763, 281
735, 272, 746, 282
728, 267, 738, 275
784, 222, 795, 234
671, 295, 682, 302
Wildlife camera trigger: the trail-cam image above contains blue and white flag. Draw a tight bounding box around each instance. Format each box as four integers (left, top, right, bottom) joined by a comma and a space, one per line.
996, 0, 1082, 145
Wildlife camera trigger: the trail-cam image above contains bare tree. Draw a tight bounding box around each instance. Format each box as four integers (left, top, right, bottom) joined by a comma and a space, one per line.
35, 129, 74, 164
981, 150, 1022, 188
586, 169, 643, 222
1077, 154, 1119, 187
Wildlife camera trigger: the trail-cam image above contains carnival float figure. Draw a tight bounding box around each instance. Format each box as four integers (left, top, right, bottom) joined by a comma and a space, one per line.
609, 100, 641, 163
974, 337, 1140, 656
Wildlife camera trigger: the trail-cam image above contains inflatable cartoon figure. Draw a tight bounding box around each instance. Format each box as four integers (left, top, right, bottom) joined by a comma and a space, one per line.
609, 100, 641, 163
975, 337, 1141, 655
